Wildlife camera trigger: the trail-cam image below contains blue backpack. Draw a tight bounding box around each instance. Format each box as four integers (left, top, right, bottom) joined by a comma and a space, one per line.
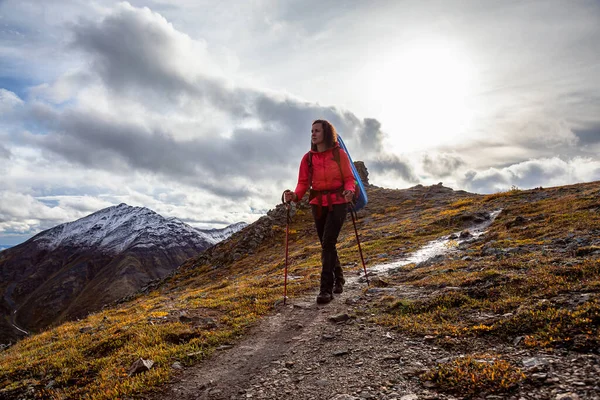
307, 134, 368, 212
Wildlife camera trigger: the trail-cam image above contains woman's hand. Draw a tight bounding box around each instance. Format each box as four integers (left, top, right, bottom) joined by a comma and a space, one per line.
283, 190, 297, 203
342, 190, 354, 203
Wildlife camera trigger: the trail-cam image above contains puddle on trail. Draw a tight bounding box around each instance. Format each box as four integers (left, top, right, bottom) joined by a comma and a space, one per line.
367, 209, 502, 275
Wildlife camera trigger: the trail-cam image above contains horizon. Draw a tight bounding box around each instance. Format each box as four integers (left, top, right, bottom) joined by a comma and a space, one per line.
1, 0, 599, 245
2, 178, 598, 247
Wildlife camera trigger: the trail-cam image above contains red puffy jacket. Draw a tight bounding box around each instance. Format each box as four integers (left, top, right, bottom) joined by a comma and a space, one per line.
294, 144, 356, 207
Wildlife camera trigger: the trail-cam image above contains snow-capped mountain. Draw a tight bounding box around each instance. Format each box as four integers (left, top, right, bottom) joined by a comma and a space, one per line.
197, 222, 248, 245
31, 203, 225, 253
0, 204, 246, 344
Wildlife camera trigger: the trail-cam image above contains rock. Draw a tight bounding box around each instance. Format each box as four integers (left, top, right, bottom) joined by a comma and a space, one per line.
354, 162, 369, 186
531, 373, 548, 381
522, 357, 548, 369
400, 395, 418, 400
459, 230, 472, 239
329, 313, 351, 323
179, 312, 192, 323
172, 361, 183, 369
345, 297, 360, 305
331, 395, 359, 400
128, 358, 154, 376
366, 287, 397, 294
370, 276, 389, 287
293, 302, 313, 309
285, 361, 295, 368
333, 350, 350, 356
556, 394, 580, 400
506, 215, 526, 229
513, 336, 524, 346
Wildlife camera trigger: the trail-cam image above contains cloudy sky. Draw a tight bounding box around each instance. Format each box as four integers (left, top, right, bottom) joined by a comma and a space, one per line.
1, 0, 599, 246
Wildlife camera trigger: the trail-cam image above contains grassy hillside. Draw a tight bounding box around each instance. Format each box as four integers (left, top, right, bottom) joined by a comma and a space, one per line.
0, 182, 598, 399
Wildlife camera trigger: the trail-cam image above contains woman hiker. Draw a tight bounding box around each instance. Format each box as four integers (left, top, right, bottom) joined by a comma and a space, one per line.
284, 119, 356, 304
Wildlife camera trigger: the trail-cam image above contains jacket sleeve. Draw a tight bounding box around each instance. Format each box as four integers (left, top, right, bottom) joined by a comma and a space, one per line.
339, 149, 356, 193
293, 153, 310, 201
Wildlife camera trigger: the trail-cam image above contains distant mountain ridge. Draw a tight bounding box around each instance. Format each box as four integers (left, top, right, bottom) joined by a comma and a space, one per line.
31, 203, 243, 253
0, 204, 246, 344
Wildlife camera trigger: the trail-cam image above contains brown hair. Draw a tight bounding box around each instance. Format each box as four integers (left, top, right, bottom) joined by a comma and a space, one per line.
311, 119, 338, 151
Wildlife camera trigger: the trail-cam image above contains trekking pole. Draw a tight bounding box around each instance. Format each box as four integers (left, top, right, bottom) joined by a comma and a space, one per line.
281, 191, 292, 305
349, 204, 369, 286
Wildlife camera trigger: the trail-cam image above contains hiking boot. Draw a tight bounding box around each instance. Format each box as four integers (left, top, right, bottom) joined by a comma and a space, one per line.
316, 291, 333, 304
333, 280, 344, 294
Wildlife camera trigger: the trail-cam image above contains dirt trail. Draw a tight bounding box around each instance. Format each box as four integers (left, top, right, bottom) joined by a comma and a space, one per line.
151, 279, 442, 400
151, 274, 600, 400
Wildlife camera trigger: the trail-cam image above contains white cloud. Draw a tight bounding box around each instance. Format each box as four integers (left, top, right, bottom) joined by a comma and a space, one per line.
462, 157, 600, 193
0, 89, 23, 114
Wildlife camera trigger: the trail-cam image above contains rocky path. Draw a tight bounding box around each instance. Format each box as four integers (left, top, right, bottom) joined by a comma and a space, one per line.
150, 268, 600, 400
151, 277, 446, 400
150, 275, 600, 400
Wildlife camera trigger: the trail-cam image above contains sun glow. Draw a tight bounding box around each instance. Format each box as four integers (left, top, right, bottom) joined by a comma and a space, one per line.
365, 41, 477, 153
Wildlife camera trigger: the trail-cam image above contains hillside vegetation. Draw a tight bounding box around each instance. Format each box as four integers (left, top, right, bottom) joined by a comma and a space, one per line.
0, 182, 599, 399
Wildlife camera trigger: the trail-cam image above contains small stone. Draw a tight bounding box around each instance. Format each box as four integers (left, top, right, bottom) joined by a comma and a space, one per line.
284, 361, 295, 368
329, 313, 351, 323
322, 334, 336, 340
400, 395, 418, 400
513, 336, 524, 346
330, 395, 359, 400
422, 381, 437, 388
179, 313, 193, 323
333, 349, 350, 356
128, 358, 154, 376
172, 361, 183, 370
316, 379, 328, 386
216, 345, 233, 351
423, 335, 436, 342
556, 394, 580, 400
293, 302, 313, 309
522, 357, 547, 369
370, 276, 389, 287
459, 230, 472, 239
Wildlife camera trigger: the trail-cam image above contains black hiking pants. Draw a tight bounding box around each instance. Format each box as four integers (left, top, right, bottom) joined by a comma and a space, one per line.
311, 203, 347, 293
